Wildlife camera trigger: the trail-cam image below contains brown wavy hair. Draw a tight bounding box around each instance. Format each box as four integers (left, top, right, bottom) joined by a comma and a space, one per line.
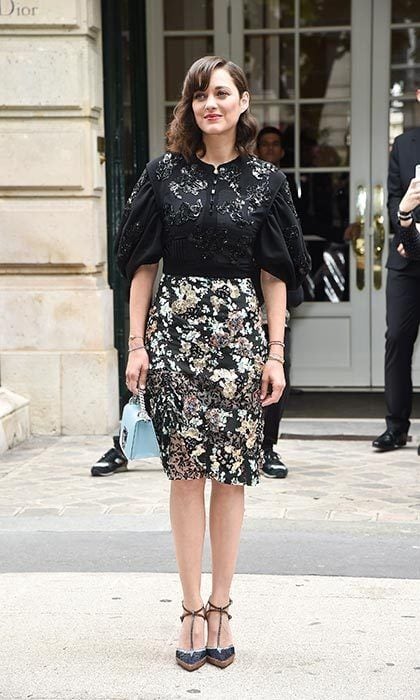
166, 56, 258, 161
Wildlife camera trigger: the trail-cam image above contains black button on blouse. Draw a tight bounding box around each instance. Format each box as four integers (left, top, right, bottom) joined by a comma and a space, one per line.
115, 151, 309, 300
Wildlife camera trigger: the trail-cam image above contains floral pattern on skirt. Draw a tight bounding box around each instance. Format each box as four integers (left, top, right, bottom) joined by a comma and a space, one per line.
144, 274, 267, 486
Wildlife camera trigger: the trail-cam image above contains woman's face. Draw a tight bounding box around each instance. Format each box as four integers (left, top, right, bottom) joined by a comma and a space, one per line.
192, 67, 249, 138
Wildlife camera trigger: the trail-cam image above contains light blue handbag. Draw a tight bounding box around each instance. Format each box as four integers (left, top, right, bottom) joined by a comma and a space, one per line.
119, 390, 160, 460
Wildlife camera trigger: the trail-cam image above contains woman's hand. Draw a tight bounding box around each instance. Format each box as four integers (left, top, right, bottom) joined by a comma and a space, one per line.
399, 178, 420, 213
260, 360, 286, 407
125, 348, 149, 395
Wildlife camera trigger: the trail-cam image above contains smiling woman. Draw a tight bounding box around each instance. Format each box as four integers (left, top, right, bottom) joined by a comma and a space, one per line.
166, 55, 258, 161
115, 54, 310, 673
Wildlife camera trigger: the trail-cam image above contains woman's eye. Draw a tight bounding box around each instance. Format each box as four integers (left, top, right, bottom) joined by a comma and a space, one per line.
218, 91, 229, 97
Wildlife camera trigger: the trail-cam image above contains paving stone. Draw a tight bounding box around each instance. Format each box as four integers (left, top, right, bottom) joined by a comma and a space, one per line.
329, 511, 379, 522
19, 507, 63, 516
2, 434, 420, 523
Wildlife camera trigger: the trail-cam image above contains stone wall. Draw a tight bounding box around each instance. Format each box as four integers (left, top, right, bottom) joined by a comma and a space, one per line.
0, 0, 119, 435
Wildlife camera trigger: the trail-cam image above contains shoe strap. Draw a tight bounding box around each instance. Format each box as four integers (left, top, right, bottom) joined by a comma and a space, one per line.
180, 602, 206, 652
206, 598, 233, 649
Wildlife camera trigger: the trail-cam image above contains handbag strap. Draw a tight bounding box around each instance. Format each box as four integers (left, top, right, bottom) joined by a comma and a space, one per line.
129, 390, 150, 421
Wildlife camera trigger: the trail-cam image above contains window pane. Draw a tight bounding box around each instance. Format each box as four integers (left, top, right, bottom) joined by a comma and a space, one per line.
245, 35, 294, 99
389, 98, 420, 144
299, 0, 351, 27
165, 37, 214, 101
390, 29, 420, 99
252, 105, 295, 166
300, 172, 350, 302
163, 0, 213, 30
300, 32, 351, 99
244, 0, 294, 29
392, 0, 420, 23
300, 103, 350, 167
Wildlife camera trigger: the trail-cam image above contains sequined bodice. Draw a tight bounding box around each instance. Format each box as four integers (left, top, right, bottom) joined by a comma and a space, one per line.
115, 149, 308, 295
147, 152, 282, 277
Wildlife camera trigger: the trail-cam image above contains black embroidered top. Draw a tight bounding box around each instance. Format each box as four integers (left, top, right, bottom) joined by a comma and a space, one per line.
115, 151, 310, 298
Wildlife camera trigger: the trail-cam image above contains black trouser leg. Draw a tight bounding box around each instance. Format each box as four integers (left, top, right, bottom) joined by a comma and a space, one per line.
385, 269, 420, 434
262, 324, 291, 449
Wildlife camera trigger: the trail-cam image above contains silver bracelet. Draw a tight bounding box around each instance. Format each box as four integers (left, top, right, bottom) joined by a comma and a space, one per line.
397, 209, 413, 221
267, 355, 285, 364
129, 334, 144, 341
128, 345, 146, 353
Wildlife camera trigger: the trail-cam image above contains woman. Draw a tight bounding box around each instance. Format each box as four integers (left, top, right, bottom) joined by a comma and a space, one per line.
116, 56, 309, 671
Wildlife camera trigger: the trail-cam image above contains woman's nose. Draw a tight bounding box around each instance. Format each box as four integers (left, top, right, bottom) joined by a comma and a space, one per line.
204, 94, 218, 110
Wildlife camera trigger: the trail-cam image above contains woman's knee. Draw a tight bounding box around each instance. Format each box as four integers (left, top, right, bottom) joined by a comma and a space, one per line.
211, 480, 244, 500
171, 477, 206, 501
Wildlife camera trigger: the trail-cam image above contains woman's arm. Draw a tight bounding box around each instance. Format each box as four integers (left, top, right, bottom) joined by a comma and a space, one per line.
260, 270, 287, 407
125, 263, 159, 394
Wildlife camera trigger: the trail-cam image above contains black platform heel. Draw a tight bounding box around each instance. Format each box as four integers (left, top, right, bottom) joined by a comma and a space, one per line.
175, 602, 207, 671
205, 598, 235, 668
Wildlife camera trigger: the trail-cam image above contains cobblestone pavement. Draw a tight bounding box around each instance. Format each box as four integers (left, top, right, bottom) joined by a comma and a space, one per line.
1, 423, 419, 523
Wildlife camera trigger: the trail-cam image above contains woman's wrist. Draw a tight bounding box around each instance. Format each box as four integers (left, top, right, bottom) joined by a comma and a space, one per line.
127, 345, 147, 354
266, 354, 285, 364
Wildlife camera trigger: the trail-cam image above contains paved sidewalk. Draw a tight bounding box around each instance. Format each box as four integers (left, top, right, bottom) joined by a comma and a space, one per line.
0, 423, 419, 522
0, 573, 419, 700
1, 424, 419, 699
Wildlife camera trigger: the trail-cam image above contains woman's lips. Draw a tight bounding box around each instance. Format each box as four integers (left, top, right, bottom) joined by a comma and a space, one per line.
205, 114, 222, 120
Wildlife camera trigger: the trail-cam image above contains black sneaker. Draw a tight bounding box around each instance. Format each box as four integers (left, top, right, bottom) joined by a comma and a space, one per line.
91, 436, 128, 477
261, 447, 288, 479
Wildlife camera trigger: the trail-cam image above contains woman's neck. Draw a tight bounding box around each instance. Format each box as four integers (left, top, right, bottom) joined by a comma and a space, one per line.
198, 134, 239, 167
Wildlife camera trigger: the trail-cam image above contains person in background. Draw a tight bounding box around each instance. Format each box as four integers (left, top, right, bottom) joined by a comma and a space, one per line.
372, 108, 420, 451
91, 434, 127, 476
256, 126, 304, 478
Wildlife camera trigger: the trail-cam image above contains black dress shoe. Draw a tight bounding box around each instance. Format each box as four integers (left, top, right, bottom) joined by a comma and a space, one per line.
91, 436, 128, 476
261, 447, 288, 478
372, 430, 407, 452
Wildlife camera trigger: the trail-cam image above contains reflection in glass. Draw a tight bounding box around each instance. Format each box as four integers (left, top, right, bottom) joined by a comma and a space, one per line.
165, 37, 214, 101
300, 32, 351, 99
300, 103, 350, 167
245, 35, 294, 99
252, 104, 295, 133
392, 0, 420, 23
163, 0, 213, 30
390, 29, 420, 98
389, 99, 420, 143
244, 0, 294, 29
298, 172, 350, 302
252, 106, 295, 168
299, 0, 351, 27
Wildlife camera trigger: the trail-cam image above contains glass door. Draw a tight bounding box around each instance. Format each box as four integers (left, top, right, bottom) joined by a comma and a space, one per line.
230, 0, 371, 386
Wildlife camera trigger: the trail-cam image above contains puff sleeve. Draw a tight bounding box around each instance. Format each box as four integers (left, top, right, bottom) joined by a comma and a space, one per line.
255, 176, 311, 290
114, 168, 163, 283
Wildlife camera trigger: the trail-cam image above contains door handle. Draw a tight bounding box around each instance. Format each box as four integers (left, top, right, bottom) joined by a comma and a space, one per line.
372, 185, 385, 290
351, 185, 367, 290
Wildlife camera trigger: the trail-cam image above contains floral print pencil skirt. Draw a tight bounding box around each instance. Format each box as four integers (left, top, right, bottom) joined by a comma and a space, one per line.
144, 274, 267, 486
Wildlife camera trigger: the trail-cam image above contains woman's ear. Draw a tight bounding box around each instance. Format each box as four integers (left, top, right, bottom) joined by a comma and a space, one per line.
240, 91, 250, 113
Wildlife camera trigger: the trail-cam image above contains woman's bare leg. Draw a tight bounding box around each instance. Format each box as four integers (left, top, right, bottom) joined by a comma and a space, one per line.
170, 477, 206, 649
207, 480, 244, 647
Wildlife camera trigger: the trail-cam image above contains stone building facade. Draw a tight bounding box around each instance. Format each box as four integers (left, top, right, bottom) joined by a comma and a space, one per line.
0, 0, 118, 449
1, 0, 419, 450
